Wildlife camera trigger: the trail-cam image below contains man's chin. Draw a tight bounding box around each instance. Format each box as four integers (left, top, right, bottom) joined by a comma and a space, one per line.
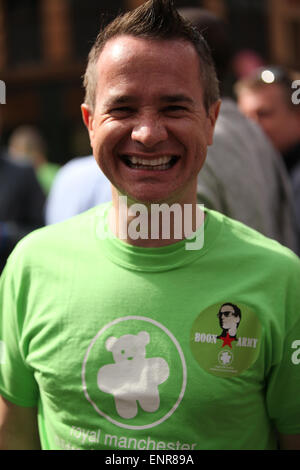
113, 187, 181, 207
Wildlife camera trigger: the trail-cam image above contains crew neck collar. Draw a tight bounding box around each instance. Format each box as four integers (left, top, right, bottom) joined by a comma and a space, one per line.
94, 203, 223, 272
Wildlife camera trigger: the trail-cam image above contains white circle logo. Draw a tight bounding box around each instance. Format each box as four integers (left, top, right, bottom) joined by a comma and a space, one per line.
218, 350, 234, 366
82, 316, 187, 430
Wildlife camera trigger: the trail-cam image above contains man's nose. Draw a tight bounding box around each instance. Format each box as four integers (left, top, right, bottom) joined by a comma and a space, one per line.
131, 115, 168, 148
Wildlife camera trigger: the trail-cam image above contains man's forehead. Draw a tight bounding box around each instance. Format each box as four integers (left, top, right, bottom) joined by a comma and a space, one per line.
220, 305, 235, 313
97, 34, 199, 69
94, 34, 204, 106
243, 84, 286, 105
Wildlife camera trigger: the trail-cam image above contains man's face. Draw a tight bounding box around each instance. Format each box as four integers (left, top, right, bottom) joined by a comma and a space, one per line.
82, 35, 219, 205
237, 83, 300, 153
219, 305, 240, 330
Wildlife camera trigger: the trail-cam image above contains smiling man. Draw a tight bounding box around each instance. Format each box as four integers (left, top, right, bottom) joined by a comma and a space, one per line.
81, 8, 220, 245
81, 36, 218, 209
0, 0, 300, 451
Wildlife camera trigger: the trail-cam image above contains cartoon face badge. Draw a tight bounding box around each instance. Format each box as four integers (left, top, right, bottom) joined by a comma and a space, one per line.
190, 302, 262, 377
217, 303, 242, 348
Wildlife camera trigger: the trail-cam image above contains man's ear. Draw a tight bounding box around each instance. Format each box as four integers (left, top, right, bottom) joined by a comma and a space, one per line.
81, 103, 95, 144
206, 99, 221, 146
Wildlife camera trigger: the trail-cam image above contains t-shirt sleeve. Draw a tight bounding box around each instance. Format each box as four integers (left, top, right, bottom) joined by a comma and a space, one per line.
266, 258, 300, 434
0, 255, 39, 407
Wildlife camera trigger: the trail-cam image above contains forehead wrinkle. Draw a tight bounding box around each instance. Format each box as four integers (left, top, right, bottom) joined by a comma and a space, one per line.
161, 94, 194, 104
104, 95, 138, 107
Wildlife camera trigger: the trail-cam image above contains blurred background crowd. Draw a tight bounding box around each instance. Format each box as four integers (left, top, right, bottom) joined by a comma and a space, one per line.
1, 0, 300, 272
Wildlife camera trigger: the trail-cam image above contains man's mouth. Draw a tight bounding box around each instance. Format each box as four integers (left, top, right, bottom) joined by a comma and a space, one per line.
120, 155, 179, 170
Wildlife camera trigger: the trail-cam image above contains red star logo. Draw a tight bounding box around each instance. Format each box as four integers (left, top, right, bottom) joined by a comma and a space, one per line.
219, 333, 236, 349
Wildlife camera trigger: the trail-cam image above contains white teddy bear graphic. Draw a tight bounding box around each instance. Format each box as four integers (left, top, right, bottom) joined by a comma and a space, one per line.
97, 331, 169, 419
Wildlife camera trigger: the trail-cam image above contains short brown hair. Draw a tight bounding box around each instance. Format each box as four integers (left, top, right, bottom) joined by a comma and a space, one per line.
83, 0, 219, 113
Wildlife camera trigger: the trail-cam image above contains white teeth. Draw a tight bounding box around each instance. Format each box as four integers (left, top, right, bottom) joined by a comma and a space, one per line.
128, 156, 172, 166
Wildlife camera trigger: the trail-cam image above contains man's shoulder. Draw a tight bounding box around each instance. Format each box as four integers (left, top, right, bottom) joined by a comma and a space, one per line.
7, 204, 109, 266
214, 209, 299, 268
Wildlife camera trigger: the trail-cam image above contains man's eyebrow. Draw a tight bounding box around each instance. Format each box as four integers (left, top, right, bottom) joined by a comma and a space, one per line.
104, 94, 194, 107
104, 95, 138, 107
161, 94, 194, 104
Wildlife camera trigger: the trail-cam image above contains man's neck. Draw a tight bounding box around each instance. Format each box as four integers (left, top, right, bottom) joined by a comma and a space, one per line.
109, 189, 204, 248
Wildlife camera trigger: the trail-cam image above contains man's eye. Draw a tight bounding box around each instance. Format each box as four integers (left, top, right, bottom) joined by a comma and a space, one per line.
164, 105, 187, 113
110, 107, 134, 114
257, 110, 272, 119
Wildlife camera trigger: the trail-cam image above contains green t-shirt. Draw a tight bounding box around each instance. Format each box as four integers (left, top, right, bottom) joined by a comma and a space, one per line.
0, 204, 300, 450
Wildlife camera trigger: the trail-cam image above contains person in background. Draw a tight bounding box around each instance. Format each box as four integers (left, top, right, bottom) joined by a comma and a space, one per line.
235, 67, 300, 177
45, 155, 111, 225
292, 167, 300, 235
0, 149, 45, 273
179, 8, 298, 254
235, 67, 300, 242
8, 125, 59, 195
